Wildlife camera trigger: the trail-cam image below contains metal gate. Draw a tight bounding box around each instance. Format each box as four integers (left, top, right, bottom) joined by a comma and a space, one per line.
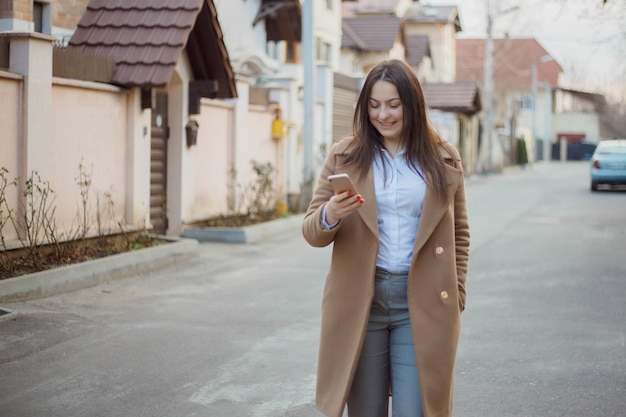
150, 92, 168, 235
333, 72, 361, 142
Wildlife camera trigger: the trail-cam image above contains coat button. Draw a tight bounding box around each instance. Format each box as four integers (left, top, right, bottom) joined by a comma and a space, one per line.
435, 246, 444, 255
440, 291, 448, 299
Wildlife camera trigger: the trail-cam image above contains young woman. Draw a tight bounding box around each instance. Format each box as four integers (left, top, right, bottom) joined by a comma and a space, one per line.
302, 59, 470, 417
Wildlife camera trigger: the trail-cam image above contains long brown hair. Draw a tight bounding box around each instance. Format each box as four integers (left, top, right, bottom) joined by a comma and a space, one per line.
344, 59, 448, 199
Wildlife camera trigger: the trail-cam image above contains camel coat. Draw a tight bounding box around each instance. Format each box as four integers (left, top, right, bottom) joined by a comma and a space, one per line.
302, 137, 470, 417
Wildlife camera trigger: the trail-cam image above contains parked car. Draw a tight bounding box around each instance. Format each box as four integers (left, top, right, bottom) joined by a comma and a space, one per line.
590, 140, 626, 191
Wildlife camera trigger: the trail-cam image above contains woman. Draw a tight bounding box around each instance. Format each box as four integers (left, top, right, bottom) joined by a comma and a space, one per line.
302, 59, 470, 417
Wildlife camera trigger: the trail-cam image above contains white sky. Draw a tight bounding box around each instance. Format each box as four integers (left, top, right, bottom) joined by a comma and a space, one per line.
423, 0, 626, 100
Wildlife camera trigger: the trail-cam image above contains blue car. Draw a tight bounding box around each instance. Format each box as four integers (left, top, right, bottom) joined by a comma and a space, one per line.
590, 140, 626, 191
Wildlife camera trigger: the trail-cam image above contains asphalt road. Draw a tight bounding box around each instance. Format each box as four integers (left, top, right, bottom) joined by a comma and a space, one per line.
1, 161, 625, 417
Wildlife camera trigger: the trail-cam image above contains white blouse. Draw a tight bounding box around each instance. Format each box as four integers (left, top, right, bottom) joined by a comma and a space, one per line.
373, 148, 426, 273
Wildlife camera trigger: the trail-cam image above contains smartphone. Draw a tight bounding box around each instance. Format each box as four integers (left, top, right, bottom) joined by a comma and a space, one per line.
328, 173, 358, 195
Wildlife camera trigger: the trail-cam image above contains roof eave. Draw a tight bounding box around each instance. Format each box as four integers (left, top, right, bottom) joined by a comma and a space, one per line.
186, 0, 237, 100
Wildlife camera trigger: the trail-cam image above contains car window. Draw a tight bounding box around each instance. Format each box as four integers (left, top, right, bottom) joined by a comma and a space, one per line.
598, 146, 626, 155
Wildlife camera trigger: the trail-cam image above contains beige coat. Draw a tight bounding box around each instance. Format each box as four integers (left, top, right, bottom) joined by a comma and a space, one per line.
302, 137, 470, 417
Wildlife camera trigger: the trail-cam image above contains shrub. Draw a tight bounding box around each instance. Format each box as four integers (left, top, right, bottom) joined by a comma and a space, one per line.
517, 138, 529, 165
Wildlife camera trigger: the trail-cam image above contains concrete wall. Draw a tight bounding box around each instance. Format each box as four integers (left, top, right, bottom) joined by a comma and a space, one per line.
0, 72, 20, 178
0, 33, 283, 244
49, 79, 130, 233
187, 100, 234, 222
0, 72, 21, 241
0, 33, 148, 244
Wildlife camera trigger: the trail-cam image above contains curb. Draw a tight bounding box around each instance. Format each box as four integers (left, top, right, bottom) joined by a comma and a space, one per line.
181, 214, 304, 243
0, 236, 199, 303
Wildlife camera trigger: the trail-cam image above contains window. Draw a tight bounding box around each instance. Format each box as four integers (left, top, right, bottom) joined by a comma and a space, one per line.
520, 93, 533, 111
33, 1, 51, 35
315, 38, 332, 64
33, 2, 43, 33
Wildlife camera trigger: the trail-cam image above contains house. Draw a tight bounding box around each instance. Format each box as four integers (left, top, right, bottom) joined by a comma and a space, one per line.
340, 0, 411, 75
341, 13, 404, 74
553, 88, 625, 145
69, 0, 239, 236
0, 0, 349, 243
455, 37, 621, 163
402, 3, 461, 83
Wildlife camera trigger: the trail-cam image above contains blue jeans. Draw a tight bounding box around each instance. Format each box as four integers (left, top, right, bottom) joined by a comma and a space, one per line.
347, 268, 424, 417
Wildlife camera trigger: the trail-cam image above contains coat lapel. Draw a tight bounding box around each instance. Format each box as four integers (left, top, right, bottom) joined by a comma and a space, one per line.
411, 155, 462, 258
345, 163, 379, 239
333, 138, 379, 239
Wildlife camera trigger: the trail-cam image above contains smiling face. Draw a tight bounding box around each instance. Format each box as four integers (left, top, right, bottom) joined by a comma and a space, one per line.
367, 80, 403, 147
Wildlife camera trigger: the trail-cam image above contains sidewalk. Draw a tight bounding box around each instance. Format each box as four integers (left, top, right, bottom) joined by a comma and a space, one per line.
0, 215, 306, 303
0, 236, 198, 303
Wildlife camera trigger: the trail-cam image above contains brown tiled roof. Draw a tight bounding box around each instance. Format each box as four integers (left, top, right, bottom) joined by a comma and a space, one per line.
69, 0, 236, 98
404, 5, 462, 32
456, 38, 562, 89
343, 0, 400, 15
423, 81, 482, 115
406, 35, 430, 67
342, 15, 401, 51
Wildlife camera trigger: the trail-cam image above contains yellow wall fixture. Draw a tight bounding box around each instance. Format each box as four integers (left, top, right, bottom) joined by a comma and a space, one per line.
271, 108, 286, 141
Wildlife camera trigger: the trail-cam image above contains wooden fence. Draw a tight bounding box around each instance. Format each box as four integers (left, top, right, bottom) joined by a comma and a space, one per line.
52, 46, 115, 83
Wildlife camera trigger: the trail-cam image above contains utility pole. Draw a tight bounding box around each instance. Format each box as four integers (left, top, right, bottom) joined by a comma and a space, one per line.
481, 11, 495, 173
532, 55, 555, 162
301, 0, 314, 206
531, 61, 538, 158
480, 2, 519, 173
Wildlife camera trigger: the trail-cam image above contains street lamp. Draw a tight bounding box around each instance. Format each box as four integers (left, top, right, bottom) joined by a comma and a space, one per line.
532, 54, 555, 162
480, 4, 519, 173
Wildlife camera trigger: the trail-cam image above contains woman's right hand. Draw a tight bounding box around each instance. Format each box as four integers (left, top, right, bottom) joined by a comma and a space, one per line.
324, 191, 365, 224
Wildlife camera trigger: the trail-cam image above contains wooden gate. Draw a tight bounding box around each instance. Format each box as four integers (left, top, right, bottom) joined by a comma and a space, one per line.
150, 92, 169, 235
